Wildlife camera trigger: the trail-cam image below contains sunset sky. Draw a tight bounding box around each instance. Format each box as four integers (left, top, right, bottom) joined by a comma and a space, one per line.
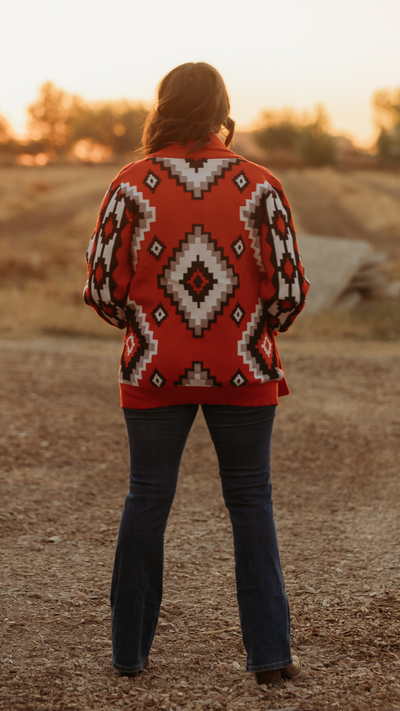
2, 0, 399, 147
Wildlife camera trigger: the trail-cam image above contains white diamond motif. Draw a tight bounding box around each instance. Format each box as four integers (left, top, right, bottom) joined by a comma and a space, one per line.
159, 225, 239, 337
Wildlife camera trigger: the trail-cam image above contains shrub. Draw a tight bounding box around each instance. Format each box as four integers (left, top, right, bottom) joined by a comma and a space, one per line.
372, 88, 400, 162
254, 105, 336, 166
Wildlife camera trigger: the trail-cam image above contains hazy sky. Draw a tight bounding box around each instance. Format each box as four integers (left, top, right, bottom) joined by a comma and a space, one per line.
2, 0, 399, 146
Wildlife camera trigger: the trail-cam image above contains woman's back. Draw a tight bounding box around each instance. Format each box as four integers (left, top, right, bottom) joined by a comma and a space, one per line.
84, 134, 308, 408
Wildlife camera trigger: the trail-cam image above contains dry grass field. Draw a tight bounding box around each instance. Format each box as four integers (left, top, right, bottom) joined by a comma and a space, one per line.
0, 164, 118, 338
0, 161, 399, 340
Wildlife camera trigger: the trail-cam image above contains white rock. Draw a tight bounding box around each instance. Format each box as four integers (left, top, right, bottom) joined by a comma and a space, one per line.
297, 234, 378, 313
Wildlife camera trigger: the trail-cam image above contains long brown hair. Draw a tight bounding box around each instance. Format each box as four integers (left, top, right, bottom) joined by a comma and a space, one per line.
142, 62, 235, 155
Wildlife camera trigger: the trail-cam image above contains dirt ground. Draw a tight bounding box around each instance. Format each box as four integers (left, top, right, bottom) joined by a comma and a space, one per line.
1, 337, 400, 711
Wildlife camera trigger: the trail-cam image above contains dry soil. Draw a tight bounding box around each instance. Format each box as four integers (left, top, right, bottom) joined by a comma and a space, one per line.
1, 337, 400, 711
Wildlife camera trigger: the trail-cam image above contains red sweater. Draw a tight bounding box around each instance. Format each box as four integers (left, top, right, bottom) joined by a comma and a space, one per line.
84, 135, 309, 408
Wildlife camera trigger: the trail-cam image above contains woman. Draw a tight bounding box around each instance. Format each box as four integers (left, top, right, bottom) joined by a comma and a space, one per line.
84, 62, 309, 685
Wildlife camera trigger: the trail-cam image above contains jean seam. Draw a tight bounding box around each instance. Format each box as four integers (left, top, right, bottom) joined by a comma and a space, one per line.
112, 659, 146, 673
247, 656, 292, 672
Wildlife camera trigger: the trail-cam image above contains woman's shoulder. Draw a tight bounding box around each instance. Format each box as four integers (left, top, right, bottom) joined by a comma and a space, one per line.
109, 156, 154, 187
230, 151, 283, 193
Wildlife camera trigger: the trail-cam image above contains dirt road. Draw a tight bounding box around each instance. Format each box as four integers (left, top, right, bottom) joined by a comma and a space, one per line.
1, 338, 400, 711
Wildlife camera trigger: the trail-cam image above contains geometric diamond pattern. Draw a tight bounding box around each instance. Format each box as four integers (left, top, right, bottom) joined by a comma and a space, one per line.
143, 169, 161, 193
158, 224, 239, 338
233, 170, 250, 193
149, 368, 166, 388
120, 181, 156, 270
151, 303, 168, 326
238, 299, 283, 382
153, 156, 240, 200
230, 369, 248, 387
119, 300, 158, 387
94, 256, 107, 291
239, 179, 309, 332
263, 185, 302, 325
174, 361, 222, 387
148, 236, 166, 261
86, 181, 155, 327
180, 256, 218, 305
239, 182, 269, 272
230, 303, 246, 327
231, 235, 246, 259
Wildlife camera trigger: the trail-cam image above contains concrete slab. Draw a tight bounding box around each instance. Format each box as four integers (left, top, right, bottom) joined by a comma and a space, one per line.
296, 234, 374, 313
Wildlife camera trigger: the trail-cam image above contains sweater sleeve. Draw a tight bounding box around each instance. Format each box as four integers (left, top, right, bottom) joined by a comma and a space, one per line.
259, 180, 310, 333
84, 181, 134, 329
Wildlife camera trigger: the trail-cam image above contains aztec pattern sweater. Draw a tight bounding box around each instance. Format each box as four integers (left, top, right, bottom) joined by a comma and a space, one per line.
84, 134, 309, 408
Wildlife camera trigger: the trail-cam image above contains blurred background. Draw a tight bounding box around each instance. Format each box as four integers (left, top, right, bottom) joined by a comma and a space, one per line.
1, 0, 399, 340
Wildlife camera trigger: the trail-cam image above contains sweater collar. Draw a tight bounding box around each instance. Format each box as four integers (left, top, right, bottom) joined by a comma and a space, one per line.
148, 133, 237, 160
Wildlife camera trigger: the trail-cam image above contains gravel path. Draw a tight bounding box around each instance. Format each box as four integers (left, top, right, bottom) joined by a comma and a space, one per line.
1, 338, 400, 711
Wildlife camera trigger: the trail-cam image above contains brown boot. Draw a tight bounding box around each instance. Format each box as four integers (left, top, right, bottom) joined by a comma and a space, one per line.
119, 657, 150, 678
255, 655, 301, 686
255, 668, 282, 686
281, 655, 301, 679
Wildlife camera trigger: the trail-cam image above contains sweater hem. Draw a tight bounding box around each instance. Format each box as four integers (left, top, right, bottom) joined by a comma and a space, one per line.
120, 378, 289, 409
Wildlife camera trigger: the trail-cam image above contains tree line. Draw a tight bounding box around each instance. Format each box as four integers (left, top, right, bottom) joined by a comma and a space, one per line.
0, 82, 147, 159
253, 90, 400, 167
0, 81, 399, 167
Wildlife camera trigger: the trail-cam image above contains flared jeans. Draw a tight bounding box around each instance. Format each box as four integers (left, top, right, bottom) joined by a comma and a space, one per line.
111, 404, 291, 674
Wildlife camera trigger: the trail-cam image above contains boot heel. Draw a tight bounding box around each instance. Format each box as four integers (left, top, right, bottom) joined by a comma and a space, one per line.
255, 668, 282, 686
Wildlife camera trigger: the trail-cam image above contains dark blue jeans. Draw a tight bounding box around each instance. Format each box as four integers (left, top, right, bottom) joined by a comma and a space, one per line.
111, 404, 291, 673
